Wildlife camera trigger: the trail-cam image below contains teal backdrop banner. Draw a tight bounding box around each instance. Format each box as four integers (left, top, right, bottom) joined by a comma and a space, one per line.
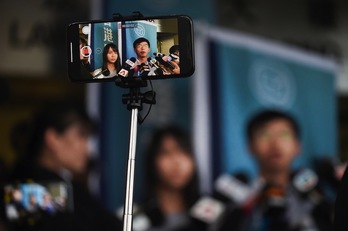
121, 21, 157, 61
207, 29, 337, 179
91, 22, 118, 69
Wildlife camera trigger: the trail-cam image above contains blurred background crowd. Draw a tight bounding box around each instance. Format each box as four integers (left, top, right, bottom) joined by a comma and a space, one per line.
1, 0, 348, 230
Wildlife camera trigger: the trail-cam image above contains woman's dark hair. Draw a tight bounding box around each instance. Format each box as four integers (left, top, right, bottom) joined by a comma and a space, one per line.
12, 100, 93, 162
102, 43, 121, 73
246, 109, 300, 143
143, 125, 200, 208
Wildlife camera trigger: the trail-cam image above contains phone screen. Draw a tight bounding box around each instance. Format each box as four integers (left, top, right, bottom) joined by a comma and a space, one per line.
68, 15, 194, 82
3, 181, 72, 224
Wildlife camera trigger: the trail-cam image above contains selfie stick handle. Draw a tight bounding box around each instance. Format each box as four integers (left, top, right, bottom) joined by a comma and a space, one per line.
117, 77, 156, 231
123, 107, 138, 231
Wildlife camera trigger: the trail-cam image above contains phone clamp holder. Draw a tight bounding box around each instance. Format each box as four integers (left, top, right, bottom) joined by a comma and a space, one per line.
115, 75, 155, 231
113, 11, 144, 21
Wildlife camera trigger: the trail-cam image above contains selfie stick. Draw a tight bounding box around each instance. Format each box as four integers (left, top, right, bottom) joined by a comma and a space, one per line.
117, 78, 156, 231
113, 12, 155, 229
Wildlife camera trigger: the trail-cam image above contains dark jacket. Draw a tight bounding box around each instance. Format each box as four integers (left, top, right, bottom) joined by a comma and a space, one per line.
334, 166, 348, 231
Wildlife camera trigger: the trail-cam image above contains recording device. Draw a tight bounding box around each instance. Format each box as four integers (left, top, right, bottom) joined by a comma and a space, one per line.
67, 15, 194, 82
1, 180, 73, 229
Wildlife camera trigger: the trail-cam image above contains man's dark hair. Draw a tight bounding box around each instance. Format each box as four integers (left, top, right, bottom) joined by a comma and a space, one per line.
246, 109, 300, 142
15, 100, 94, 161
133, 37, 150, 49
169, 45, 179, 54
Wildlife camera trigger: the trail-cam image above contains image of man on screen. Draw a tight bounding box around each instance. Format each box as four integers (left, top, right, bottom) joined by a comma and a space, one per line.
132, 37, 151, 76
134, 37, 151, 64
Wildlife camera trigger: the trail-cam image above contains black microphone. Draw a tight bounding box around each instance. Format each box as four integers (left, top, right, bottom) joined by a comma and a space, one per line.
258, 183, 289, 230
147, 57, 159, 69
214, 173, 253, 205
153, 52, 165, 57
149, 58, 164, 75
286, 169, 330, 231
189, 196, 226, 228
154, 53, 175, 70
147, 57, 164, 76
314, 157, 342, 191
93, 69, 110, 79
139, 63, 150, 76
118, 57, 136, 77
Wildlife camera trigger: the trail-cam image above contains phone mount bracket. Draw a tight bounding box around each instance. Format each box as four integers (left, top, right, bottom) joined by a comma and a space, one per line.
112, 12, 156, 231
112, 11, 145, 21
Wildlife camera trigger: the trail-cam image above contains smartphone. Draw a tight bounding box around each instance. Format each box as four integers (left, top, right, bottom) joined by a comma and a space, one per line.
67, 15, 194, 83
1, 181, 73, 227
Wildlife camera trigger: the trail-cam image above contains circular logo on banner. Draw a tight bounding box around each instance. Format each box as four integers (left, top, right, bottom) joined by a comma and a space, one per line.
249, 60, 296, 109
134, 24, 146, 37
95, 48, 102, 55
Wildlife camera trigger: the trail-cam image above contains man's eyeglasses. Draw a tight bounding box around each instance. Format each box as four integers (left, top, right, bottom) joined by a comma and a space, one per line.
136, 44, 149, 49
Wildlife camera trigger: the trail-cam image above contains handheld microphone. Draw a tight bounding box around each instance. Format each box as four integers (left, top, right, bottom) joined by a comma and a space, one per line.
291, 169, 328, 230
93, 69, 110, 79
189, 196, 226, 225
139, 63, 150, 76
261, 184, 287, 209
147, 58, 161, 76
147, 57, 159, 69
214, 174, 252, 205
118, 57, 136, 77
153, 52, 165, 57
153, 53, 175, 69
170, 53, 180, 64
155, 56, 175, 70
293, 168, 319, 194
314, 157, 342, 189
170, 53, 179, 60
257, 184, 289, 230
292, 169, 323, 205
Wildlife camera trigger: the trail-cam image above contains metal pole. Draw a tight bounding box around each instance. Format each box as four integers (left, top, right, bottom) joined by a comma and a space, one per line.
123, 107, 138, 231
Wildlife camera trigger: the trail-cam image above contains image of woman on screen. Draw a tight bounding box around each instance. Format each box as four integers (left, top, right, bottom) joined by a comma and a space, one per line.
92, 43, 121, 79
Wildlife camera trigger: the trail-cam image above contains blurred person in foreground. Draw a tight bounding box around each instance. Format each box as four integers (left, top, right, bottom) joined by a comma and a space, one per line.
334, 165, 348, 230
6, 101, 121, 231
124, 126, 200, 231
216, 110, 332, 231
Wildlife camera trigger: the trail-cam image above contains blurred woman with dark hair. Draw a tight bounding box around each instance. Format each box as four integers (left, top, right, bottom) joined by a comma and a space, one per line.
136, 126, 200, 231
8, 100, 121, 231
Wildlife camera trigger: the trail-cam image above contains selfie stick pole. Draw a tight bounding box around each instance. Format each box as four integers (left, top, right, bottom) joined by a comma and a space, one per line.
115, 76, 156, 231
123, 106, 138, 231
